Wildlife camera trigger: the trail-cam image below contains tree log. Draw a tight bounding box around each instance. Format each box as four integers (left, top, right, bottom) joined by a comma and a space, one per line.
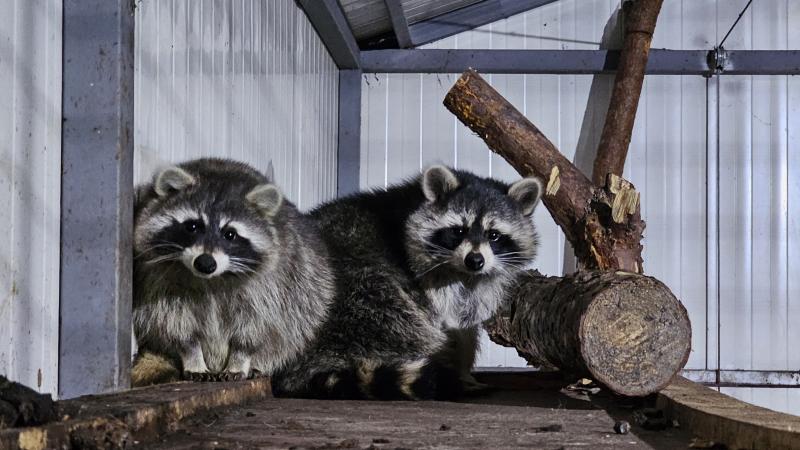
592, 0, 664, 185
443, 70, 645, 272
487, 271, 691, 397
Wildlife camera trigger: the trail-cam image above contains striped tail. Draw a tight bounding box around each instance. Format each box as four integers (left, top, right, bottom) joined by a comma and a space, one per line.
276, 358, 463, 401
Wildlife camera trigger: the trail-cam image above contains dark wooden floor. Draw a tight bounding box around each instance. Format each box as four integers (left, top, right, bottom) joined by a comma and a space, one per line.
144, 372, 695, 449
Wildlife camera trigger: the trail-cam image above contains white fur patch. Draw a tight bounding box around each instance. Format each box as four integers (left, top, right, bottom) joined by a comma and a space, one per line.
227, 220, 271, 252
399, 359, 426, 399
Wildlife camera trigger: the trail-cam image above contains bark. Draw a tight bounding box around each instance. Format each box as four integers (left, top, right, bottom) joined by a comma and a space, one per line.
443, 70, 645, 273
592, 0, 665, 185
487, 271, 691, 397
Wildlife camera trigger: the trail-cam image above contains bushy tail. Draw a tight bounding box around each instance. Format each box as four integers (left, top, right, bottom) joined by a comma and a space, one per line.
275, 357, 463, 401
131, 352, 181, 387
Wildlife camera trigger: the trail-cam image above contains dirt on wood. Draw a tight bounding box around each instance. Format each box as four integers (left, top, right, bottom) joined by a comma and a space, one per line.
143, 372, 694, 449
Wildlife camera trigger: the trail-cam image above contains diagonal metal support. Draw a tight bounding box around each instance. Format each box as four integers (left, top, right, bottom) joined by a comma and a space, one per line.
59, 0, 135, 398
383, 0, 412, 48
297, 0, 361, 69
408, 0, 559, 47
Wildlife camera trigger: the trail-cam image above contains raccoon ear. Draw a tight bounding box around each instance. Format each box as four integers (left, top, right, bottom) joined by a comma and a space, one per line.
508, 177, 543, 216
246, 184, 283, 217
154, 166, 195, 197
421, 165, 460, 202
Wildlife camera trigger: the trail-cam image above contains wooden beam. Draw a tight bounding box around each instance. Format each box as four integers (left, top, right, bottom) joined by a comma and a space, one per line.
658, 377, 800, 449
297, 0, 361, 69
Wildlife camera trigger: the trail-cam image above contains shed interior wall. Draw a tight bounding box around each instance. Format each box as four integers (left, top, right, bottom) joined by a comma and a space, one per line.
134, 0, 339, 210
0, 0, 62, 395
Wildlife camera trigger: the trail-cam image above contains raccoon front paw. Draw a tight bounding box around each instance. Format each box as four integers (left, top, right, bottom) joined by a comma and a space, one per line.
217, 371, 248, 382
183, 371, 216, 382
460, 374, 491, 394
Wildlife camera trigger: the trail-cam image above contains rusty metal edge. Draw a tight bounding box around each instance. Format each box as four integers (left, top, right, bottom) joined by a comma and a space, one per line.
0, 378, 272, 450
657, 376, 800, 450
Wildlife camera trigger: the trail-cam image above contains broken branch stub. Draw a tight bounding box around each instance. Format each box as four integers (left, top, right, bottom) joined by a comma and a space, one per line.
443, 69, 645, 272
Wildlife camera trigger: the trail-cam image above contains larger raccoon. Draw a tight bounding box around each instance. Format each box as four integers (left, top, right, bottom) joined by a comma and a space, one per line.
272, 165, 541, 400
131, 158, 334, 386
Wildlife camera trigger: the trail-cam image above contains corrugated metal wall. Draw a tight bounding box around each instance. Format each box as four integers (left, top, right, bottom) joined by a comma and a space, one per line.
134, 0, 339, 210
0, 0, 62, 395
358, 0, 800, 414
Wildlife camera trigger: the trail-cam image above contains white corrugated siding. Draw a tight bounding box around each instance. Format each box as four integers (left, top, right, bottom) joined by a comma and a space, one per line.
134, 0, 339, 210
359, 0, 800, 415
0, 0, 62, 394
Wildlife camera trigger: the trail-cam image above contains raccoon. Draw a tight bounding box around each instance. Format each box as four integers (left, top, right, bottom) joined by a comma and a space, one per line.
272, 165, 541, 400
131, 158, 334, 386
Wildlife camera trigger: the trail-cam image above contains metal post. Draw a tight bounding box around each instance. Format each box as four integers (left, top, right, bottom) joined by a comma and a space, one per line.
59, 0, 135, 398
337, 69, 362, 197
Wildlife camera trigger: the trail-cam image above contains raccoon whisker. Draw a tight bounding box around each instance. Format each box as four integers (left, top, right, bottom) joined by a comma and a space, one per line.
146, 254, 182, 265
134, 243, 184, 259
415, 260, 450, 278
229, 257, 261, 266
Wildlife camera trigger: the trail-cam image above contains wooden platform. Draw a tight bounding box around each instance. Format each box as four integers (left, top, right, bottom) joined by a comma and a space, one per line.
145, 372, 694, 449
4, 371, 799, 449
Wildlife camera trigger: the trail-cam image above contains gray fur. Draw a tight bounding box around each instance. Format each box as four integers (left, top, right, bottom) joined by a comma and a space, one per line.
273, 166, 541, 399
133, 158, 334, 383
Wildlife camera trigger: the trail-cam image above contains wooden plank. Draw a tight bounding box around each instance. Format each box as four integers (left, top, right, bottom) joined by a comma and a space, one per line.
658, 377, 800, 450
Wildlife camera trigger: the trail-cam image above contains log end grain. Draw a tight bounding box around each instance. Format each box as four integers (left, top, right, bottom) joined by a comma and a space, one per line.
580, 274, 691, 396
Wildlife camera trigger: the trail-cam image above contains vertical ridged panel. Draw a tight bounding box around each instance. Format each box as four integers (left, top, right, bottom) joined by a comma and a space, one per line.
135, 0, 338, 210
0, 0, 62, 394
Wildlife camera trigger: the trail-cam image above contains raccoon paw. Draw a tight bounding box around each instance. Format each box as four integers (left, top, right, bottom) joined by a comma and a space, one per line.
460, 374, 491, 394
217, 371, 248, 382
249, 369, 266, 379
183, 371, 215, 382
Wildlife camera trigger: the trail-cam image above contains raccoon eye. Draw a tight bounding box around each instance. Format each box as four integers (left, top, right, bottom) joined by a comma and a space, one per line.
487, 230, 501, 242
452, 226, 467, 237
183, 220, 203, 233
223, 228, 237, 241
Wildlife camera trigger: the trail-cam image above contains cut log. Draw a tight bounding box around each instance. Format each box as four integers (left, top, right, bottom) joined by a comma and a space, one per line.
443, 69, 645, 273
592, 0, 665, 185
487, 270, 691, 397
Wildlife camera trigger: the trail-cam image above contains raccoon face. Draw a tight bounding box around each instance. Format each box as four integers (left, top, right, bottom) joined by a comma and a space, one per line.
407, 165, 542, 279
135, 164, 284, 280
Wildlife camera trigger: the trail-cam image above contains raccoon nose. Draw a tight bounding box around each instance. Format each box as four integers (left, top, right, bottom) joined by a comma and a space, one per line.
193, 254, 217, 274
464, 252, 485, 271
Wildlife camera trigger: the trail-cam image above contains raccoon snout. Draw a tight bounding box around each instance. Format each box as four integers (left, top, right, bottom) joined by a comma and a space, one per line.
193, 254, 217, 275
464, 252, 485, 271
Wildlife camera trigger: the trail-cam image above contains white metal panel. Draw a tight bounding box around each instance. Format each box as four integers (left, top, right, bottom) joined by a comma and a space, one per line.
0, 0, 62, 394
135, 0, 338, 211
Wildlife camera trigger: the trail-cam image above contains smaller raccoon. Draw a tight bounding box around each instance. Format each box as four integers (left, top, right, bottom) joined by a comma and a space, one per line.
406, 166, 541, 388
131, 158, 334, 386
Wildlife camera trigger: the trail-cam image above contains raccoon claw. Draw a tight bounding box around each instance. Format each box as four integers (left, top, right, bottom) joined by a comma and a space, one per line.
218, 371, 247, 382
184, 371, 214, 382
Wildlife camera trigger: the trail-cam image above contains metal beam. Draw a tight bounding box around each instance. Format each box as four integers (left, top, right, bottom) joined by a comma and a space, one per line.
361, 49, 800, 75
297, 0, 361, 69
361, 49, 710, 74
383, 0, 413, 48
408, 0, 559, 47
60, 0, 134, 397
337, 70, 362, 197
